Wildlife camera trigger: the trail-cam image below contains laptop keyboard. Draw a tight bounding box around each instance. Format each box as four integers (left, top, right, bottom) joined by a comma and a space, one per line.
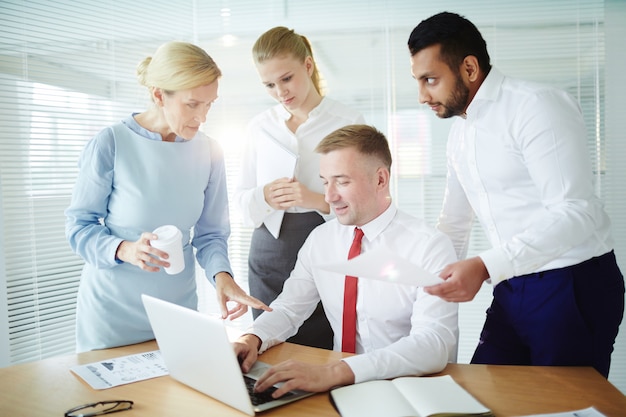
243, 375, 295, 406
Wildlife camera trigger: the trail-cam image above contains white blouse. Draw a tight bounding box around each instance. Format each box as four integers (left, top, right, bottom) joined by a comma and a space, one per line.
234, 97, 364, 236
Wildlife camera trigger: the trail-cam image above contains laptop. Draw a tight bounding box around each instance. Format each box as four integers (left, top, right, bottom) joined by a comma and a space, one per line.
141, 294, 314, 415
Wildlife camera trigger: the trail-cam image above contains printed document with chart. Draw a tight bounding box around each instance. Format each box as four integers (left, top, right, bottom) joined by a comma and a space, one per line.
70, 350, 168, 389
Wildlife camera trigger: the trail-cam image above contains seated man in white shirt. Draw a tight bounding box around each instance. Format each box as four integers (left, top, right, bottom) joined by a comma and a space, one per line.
234, 124, 459, 397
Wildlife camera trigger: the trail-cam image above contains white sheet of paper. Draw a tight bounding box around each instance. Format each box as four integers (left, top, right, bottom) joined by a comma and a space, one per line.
318, 246, 444, 287
70, 350, 168, 389
256, 132, 298, 239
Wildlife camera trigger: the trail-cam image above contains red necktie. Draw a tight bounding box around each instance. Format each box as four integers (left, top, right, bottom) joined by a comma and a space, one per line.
342, 227, 364, 353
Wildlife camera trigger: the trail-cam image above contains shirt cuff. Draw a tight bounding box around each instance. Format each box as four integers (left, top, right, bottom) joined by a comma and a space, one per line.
111, 237, 125, 265
340, 355, 375, 384
254, 186, 274, 218
479, 247, 515, 286
211, 270, 234, 286
250, 330, 276, 354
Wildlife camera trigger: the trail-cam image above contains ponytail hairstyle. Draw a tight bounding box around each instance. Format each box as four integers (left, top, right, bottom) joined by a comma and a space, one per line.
252, 26, 324, 95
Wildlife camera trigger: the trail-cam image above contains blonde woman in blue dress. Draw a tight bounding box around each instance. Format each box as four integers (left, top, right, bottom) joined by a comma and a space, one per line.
235, 27, 364, 349
66, 41, 270, 352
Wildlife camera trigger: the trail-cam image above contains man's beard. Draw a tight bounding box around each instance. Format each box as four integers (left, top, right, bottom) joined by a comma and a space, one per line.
437, 74, 469, 119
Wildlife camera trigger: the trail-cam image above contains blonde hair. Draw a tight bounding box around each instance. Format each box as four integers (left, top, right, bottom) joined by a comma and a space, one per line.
316, 124, 392, 170
252, 26, 324, 95
136, 41, 221, 92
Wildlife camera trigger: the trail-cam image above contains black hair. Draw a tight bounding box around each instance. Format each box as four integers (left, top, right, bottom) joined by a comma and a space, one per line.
408, 11, 491, 74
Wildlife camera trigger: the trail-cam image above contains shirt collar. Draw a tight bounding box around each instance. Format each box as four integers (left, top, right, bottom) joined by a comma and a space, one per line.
356, 202, 397, 242
466, 67, 504, 117
123, 113, 188, 142
276, 96, 328, 121
309, 96, 329, 117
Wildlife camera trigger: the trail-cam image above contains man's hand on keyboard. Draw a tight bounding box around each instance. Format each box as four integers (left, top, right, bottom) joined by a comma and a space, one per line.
233, 334, 262, 373
253, 359, 355, 398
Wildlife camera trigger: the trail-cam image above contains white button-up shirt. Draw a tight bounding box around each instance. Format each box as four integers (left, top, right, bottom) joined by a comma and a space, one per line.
249, 204, 459, 383
438, 68, 614, 285
234, 97, 364, 229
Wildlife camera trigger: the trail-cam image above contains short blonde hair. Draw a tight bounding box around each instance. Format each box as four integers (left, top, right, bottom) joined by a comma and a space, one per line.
136, 41, 221, 92
252, 26, 324, 95
316, 124, 392, 170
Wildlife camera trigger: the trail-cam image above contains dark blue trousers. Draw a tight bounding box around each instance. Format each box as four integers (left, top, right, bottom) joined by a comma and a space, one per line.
471, 251, 624, 377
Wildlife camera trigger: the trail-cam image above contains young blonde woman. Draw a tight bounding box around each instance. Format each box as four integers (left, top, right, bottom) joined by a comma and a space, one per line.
235, 27, 365, 349
66, 41, 269, 352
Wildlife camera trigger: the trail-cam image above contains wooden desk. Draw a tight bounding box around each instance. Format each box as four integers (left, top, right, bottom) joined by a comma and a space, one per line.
0, 341, 624, 417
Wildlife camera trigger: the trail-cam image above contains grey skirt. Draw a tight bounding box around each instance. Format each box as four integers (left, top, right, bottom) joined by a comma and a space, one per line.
248, 211, 333, 349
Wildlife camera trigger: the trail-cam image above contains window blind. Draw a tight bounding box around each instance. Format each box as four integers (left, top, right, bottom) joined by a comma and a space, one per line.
1, 0, 623, 394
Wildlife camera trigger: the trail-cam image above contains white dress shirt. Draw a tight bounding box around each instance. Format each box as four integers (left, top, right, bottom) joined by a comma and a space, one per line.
234, 97, 364, 229
438, 67, 614, 286
248, 204, 459, 383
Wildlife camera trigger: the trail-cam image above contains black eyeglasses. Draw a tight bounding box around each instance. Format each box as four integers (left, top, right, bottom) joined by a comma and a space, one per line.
64, 400, 134, 417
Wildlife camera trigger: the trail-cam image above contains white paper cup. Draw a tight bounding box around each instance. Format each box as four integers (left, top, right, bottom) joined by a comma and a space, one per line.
151, 225, 184, 275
